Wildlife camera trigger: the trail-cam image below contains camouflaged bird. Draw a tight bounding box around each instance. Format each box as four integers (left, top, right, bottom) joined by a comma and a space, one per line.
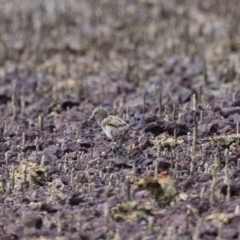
90, 106, 129, 143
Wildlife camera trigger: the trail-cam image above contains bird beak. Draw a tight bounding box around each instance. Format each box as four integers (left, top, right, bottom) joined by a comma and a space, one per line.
89, 115, 94, 121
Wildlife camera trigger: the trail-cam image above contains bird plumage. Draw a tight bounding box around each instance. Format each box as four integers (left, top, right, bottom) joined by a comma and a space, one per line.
91, 107, 129, 142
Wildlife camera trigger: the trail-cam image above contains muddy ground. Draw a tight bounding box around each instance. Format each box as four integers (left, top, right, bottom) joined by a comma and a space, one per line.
0, 0, 240, 239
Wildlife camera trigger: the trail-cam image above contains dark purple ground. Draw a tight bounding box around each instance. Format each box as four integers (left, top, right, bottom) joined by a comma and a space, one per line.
0, 0, 240, 239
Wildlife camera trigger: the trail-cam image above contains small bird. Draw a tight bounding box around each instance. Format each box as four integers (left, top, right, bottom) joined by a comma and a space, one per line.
90, 106, 129, 143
